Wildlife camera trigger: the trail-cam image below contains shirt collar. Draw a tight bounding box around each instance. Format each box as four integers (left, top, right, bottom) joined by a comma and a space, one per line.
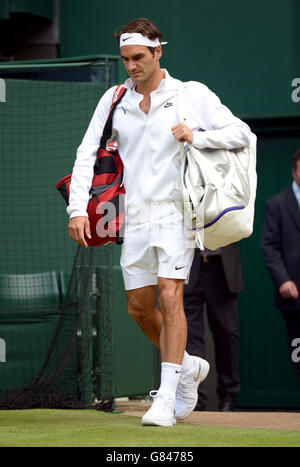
124, 68, 181, 92
292, 180, 300, 205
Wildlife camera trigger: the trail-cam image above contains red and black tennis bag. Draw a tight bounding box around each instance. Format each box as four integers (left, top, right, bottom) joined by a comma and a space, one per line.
56, 84, 127, 247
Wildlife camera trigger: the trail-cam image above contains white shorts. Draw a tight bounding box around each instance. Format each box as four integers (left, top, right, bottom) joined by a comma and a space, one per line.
120, 210, 195, 290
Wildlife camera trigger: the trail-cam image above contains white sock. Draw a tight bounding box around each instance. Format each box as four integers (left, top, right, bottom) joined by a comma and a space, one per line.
158, 362, 182, 396
181, 351, 194, 375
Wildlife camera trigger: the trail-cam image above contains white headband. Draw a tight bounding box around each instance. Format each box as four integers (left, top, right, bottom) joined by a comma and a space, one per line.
120, 32, 167, 48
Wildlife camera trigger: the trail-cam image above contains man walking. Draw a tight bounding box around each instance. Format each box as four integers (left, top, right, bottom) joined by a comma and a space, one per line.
67, 18, 251, 426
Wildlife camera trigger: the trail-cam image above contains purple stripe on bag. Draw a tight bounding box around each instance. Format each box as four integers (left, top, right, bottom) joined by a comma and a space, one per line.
193, 206, 245, 231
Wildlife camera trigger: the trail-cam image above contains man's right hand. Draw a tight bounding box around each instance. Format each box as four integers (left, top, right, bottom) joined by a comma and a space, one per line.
279, 281, 299, 299
68, 216, 91, 248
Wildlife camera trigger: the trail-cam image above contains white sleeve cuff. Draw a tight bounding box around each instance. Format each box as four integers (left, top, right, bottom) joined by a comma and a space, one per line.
67, 207, 89, 219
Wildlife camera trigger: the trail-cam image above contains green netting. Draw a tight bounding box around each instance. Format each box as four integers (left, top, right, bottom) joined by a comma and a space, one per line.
0, 78, 107, 274
0, 76, 115, 409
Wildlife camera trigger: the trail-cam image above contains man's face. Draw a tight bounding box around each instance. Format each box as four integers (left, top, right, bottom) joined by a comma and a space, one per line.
120, 45, 161, 84
292, 160, 300, 187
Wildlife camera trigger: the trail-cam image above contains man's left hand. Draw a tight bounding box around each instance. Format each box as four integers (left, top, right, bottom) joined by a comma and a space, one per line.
171, 123, 193, 144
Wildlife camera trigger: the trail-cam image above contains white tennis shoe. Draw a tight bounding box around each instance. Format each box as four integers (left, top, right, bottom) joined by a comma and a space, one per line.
175, 356, 210, 420
141, 390, 176, 427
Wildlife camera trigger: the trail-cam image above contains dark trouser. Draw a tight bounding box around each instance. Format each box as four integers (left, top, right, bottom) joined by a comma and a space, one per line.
281, 309, 300, 384
183, 251, 240, 407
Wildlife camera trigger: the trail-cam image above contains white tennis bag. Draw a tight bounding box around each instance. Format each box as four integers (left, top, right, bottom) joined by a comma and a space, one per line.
171, 82, 257, 251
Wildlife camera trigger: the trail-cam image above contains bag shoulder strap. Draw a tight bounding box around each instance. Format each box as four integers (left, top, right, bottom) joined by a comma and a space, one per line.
178, 81, 203, 159
178, 81, 202, 122
178, 82, 194, 161
100, 84, 127, 149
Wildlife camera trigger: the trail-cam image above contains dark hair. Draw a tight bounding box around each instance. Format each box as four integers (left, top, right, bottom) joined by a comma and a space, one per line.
292, 149, 300, 171
113, 17, 163, 55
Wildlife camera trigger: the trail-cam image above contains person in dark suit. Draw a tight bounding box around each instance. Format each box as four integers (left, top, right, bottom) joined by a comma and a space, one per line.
184, 243, 244, 411
261, 149, 300, 384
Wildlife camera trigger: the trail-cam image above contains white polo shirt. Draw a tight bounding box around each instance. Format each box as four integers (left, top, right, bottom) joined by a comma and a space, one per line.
67, 69, 251, 224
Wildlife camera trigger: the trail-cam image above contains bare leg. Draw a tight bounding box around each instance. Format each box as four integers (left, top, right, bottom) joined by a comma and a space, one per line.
126, 285, 162, 348
126, 279, 186, 364
158, 278, 187, 364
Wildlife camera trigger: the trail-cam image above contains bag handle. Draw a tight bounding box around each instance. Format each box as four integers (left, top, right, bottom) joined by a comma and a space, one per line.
177, 83, 191, 162
99, 84, 127, 149
177, 83, 189, 123
178, 81, 204, 158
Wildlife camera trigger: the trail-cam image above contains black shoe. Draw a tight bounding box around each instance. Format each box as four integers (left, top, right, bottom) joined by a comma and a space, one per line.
219, 397, 236, 412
